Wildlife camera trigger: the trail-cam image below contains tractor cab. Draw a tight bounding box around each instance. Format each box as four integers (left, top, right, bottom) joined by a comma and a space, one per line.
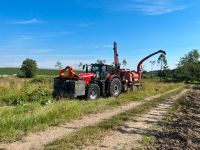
84, 63, 115, 80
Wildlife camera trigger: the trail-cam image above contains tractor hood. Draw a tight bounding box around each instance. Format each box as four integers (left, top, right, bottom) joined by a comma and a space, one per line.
78, 73, 96, 84
79, 72, 95, 78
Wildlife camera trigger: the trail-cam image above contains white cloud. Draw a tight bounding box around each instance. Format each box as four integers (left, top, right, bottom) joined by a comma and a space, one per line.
131, 0, 186, 15
8, 18, 43, 24
94, 0, 187, 15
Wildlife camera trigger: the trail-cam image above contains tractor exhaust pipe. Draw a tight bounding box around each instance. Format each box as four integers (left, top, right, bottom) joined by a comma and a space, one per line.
114, 41, 119, 68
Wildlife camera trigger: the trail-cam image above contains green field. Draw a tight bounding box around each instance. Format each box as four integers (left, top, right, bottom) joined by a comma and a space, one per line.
0, 68, 60, 76
0, 76, 184, 143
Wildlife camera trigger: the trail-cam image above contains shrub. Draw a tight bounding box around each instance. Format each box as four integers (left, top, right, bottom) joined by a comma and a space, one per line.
29, 77, 52, 84
0, 87, 52, 106
28, 88, 52, 105
21, 58, 37, 78
0, 94, 27, 106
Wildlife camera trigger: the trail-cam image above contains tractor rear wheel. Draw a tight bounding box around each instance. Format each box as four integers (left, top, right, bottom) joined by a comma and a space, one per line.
87, 83, 100, 100
109, 78, 122, 97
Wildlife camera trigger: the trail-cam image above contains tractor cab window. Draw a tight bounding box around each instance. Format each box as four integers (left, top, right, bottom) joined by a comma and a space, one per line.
102, 66, 107, 72
91, 65, 102, 73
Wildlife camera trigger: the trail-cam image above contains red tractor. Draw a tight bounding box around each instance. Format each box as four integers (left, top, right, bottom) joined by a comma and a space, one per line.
53, 42, 166, 100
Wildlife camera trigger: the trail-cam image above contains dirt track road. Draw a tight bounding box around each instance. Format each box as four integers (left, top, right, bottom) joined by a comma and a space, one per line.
0, 88, 187, 150
81, 89, 189, 150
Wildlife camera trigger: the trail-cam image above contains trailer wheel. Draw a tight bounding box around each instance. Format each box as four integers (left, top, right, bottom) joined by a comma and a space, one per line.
87, 84, 100, 100
109, 78, 122, 97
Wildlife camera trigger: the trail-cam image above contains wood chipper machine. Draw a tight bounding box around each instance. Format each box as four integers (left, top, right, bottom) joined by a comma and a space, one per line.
53, 42, 166, 100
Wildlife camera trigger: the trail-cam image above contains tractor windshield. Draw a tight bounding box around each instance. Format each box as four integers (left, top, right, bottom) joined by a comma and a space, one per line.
91, 65, 102, 73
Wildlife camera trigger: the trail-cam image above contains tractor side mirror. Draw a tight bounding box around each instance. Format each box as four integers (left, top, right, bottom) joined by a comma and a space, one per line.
83, 65, 85, 70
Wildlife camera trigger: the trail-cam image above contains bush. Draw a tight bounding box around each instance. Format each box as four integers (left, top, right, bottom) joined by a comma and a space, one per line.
0, 94, 27, 106
0, 88, 52, 106
28, 88, 52, 105
29, 77, 52, 84
21, 58, 37, 78
173, 50, 200, 83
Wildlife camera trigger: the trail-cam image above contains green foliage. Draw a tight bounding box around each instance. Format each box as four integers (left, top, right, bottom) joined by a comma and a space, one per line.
0, 80, 52, 106
29, 76, 53, 84
0, 68, 22, 75
0, 79, 183, 143
0, 68, 81, 76
0, 94, 26, 106
55, 61, 63, 70
122, 59, 127, 68
28, 88, 52, 105
0, 88, 52, 106
21, 58, 37, 78
174, 49, 200, 82
96, 60, 106, 64
157, 54, 167, 69
157, 54, 168, 81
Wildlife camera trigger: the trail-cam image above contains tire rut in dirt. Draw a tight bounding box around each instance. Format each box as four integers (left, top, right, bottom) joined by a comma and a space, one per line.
146, 91, 200, 150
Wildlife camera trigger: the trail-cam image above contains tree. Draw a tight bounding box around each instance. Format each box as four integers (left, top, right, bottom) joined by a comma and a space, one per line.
96, 60, 106, 64
157, 54, 168, 81
21, 58, 37, 78
175, 49, 200, 82
149, 60, 156, 78
78, 62, 83, 70
157, 54, 167, 70
55, 61, 63, 70
122, 59, 127, 68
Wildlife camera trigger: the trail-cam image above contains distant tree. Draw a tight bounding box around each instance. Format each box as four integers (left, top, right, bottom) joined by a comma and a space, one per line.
174, 49, 200, 82
21, 58, 37, 78
141, 64, 145, 72
55, 61, 63, 70
157, 54, 167, 70
149, 60, 156, 78
157, 54, 168, 81
96, 60, 106, 64
78, 62, 83, 70
143, 70, 147, 74
122, 59, 127, 68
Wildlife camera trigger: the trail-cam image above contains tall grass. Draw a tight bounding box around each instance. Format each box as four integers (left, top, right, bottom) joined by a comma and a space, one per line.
0, 77, 53, 106
0, 77, 184, 143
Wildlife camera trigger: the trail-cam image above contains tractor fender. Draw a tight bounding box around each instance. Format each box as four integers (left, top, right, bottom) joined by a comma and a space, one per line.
106, 74, 119, 81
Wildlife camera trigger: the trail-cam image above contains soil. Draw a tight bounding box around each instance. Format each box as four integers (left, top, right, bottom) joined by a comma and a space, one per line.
80, 89, 189, 150
0, 88, 182, 150
146, 89, 200, 150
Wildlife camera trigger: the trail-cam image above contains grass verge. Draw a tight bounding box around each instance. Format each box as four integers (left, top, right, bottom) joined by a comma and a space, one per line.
45, 88, 185, 150
0, 81, 184, 143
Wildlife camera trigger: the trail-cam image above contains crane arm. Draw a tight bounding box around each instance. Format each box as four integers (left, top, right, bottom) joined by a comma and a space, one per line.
137, 50, 166, 79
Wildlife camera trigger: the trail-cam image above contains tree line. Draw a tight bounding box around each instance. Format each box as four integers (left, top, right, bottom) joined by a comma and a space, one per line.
20, 49, 200, 83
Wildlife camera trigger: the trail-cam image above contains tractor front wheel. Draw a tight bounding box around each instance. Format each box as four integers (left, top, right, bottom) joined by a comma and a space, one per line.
109, 78, 122, 97
87, 83, 100, 100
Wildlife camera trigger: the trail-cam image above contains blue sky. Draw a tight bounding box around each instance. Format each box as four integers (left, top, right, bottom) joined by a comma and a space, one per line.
0, 0, 200, 70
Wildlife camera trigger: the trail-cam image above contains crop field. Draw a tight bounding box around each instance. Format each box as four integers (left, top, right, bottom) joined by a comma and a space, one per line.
0, 76, 184, 144
0, 68, 60, 76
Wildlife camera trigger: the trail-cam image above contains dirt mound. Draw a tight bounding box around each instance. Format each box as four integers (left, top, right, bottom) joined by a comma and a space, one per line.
147, 91, 200, 150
